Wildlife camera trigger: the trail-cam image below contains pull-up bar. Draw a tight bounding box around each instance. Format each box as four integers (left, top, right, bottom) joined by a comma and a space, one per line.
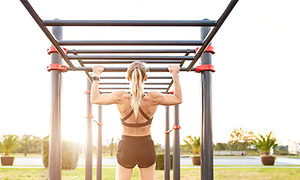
81, 60, 183, 64
58, 40, 204, 46
43, 20, 217, 27
67, 49, 196, 54
99, 82, 170, 85
67, 67, 196, 72
99, 87, 167, 90
98, 76, 173, 79
68, 55, 194, 60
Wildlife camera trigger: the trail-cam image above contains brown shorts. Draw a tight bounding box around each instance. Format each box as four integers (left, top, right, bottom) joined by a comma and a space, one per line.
116, 135, 156, 169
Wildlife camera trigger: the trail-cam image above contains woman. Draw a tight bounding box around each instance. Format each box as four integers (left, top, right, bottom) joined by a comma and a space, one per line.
91, 62, 182, 180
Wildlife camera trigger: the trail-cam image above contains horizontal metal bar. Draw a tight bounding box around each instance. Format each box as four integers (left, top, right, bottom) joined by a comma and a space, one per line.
69, 55, 194, 60
99, 87, 167, 90
58, 40, 204, 46
98, 76, 172, 79
100, 91, 167, 94
81, 60, 182, 64
187, 0, 239, 71
68, 49, 196, 54
68, 67, 195, 72
20, 0, 76, 70
43, 20, 217, 27
99, 82, 170, 85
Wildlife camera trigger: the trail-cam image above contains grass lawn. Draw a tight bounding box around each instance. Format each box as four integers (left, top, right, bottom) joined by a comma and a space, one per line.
0, 168, 300, 180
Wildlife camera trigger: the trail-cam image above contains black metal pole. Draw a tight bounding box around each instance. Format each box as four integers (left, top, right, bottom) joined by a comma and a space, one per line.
164, 106, 170, 180
200, 23, 214, 180
173, 105, 180, 180
19, 0, 75, 70
67, 49, 196, 54
43, 20, 217, 26
58, 40, 203, 46
99, 76, 172, 80
67, 67, 195, 72
97, 105, 102, 180
49, 25, 62, 180
86, 79, 93, 180
68, 55, 194, 60
187, 0, 239, 71
81, 60, 182, 64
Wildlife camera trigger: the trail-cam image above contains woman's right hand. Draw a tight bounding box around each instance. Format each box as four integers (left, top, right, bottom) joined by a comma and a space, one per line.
92, 65, 104, 77
168, 65, 180, 75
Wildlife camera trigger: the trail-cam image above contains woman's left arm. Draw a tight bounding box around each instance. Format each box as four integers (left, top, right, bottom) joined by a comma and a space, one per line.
90, 65, 123, 105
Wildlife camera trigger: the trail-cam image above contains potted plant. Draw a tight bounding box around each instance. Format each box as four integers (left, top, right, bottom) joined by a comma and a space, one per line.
183, 136, 201, 165
0, 135, 19, 166
252, 131, 278, 166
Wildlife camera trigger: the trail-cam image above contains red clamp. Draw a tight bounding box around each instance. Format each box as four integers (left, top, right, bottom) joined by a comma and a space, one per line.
169, 91, 174, 94
195, 65, 215, 73
172, 125, 181, 130
47, 46, 68, 55
85, 90, 91, 94
195, 46, 215, 54
47, 64, 68, 72
86, 114, 94, 118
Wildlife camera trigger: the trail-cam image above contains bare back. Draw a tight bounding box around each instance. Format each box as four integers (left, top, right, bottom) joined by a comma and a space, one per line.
116, 91, 158, 136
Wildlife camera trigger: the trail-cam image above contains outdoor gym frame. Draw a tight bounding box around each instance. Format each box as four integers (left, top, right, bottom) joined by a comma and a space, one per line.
20, 0, 239, 179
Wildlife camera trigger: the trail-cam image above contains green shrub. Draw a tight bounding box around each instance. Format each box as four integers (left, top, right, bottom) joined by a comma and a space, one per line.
155, 154, 173, 170
42, 138, 81, 170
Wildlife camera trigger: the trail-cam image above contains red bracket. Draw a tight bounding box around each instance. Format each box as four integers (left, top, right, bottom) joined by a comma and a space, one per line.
85, 90, 91, 94
195, 46, 215, 54
47, 46, 68, 55
47, 64, 68, 72
172, 125, 181, 130
86, 114, 94, 118
169, 91, 174, 94
195, 65, 215, 73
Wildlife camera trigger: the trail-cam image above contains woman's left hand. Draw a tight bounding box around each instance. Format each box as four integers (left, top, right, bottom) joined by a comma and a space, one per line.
92, 65, 104, 77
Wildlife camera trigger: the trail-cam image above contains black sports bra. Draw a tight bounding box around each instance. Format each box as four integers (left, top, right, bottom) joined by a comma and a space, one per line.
120, 94, 153, 128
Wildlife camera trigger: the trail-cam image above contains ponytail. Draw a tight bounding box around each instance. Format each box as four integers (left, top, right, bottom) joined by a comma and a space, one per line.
130, 68, 144, 118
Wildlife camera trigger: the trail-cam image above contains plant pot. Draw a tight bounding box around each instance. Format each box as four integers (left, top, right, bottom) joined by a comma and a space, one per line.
1, 156, 15, 166
192, 156, 201, 166
261, 155, 275, 166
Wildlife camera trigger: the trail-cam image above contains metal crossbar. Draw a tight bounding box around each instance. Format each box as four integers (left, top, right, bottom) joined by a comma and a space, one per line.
43, 20, 218, 26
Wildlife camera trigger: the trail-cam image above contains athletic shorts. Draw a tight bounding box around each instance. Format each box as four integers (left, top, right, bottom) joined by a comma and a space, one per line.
116, 135, 156, 169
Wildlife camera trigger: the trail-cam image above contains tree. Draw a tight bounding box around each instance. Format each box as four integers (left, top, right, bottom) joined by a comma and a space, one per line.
110, 137, 114, 157
183, 136, 200, 154
17, 135, 42, 154
0, 135, 19, 156
214, 143, 228, 151
252, 131, 279, 155
228, 127, 255, 151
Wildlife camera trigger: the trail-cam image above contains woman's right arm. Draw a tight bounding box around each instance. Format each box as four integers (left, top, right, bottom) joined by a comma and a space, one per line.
149, 65, 182, 106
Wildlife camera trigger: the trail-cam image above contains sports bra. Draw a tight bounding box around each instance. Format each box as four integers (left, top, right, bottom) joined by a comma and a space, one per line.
120, 94, 153, 128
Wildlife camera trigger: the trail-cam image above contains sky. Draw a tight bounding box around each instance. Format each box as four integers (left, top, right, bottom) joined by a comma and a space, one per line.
0, 0, 300, 147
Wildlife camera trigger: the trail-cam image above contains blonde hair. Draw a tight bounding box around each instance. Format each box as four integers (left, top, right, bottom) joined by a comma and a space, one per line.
127, 62, 147, 118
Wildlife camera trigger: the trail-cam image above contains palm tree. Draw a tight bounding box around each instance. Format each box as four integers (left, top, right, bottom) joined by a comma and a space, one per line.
252, 131, 278, 155
252, 131, 279, 165
0, 135, 19, 156
183, 136, 201, 165
0, 135, 19, 166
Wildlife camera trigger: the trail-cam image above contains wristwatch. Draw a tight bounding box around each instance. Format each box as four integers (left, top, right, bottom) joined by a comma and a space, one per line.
92, 76, 100, 81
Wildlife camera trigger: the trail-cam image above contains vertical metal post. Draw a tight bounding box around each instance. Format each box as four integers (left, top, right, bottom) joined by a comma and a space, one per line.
86, 79, 93, 180
200, 19, 214, 180
97, 105, 103, 180
164, 106, 170, 180
173, 105, 180, 180
49, 24, 62, 180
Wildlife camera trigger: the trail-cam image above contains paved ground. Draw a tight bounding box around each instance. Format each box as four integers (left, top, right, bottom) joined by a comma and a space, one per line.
11, 156, 300, 166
